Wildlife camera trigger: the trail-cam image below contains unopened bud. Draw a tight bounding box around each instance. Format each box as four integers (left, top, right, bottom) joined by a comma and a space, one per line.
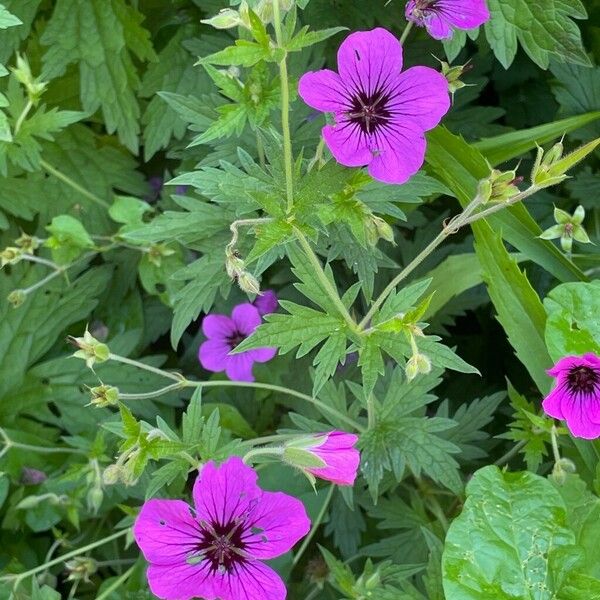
147, 243, 175, 268
283, 447, 327, 470
237, 271, 261, 295
102, 464, 121, 485
405, 352, 431, 381
87, 486, 104, 514
65, 557, 97, 583
14, 233, 41, 254
372, 216, 395, 244
225, 252, 245, 279
479, 168, 521, 203
201, 8, 242, 29
89, 384, 119, 408
437, 58, 473, 101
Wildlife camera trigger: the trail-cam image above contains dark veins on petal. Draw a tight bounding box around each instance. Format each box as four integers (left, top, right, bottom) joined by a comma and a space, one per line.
566, 365, 600, 397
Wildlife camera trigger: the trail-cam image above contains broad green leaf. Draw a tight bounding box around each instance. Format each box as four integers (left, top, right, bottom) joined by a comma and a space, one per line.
286, 26, 346, 51
198, 41, 271, 67
484, 0, 589, 69
0, 4, 20, 29
442, 466, 575, 600
0, 0, 40, 63
544, 281, 600, 361
475, 112, 600, 166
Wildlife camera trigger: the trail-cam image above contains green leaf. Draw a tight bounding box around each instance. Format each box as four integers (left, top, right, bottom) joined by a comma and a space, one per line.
442, 465, 576, 600
544, 281, 600, 361
45, 214, 95, 264
484, 0, 589, 69
358, 335, 385, 399
0, 3, 21, 28
0, 1, 40, 64
312, 331, 347, 396
475, 225, 552, 394
198, 41, 271, 67
109, 195, 152, 226
41, 0, 156, 152
286, 26, 346, 51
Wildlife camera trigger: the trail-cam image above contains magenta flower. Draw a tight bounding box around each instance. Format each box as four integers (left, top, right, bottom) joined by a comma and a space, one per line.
405, 0, 490, 40
298, 28, 450, 185
199, 303, 276, 382
133, 457, 311, 600
542, 353, 600, 439
253, 289, 278, 316
305, 432, 360, 486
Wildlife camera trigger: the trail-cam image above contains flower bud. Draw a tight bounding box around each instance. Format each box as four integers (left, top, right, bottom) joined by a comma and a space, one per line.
225, 252, 245, 279
147, 243, 175, 268
89, 384, 119, 408
1, 246, 23, 268
201, 8, 242, 29
371, 216, 395, 245
238, 271, 261, 295
7, 289, 26, 308
405, 352, 431, 381
102, 464, 122, 485
68, 329, 110, 369
20, 467, 47, 486
87, 486, 104, 514
480, 168, 522, 203
437, 59, 473, 101
283, 432, 360, 486
65, 557, 97, 583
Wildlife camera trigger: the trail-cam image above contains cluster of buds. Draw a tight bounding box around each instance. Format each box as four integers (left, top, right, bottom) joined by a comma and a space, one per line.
201, 0, 294, 29
12, 54, 47, 104
68, 329, 110, 369
1, 234, 41, 267
540, 205, 592, 254
477, 167, 522, 203
225, 246, 261, 295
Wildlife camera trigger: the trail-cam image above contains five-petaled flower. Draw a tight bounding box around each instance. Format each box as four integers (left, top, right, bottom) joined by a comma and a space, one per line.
542, 353, 600, 439
405, 0, 490, 40
133, 457, 311, 600
199, 303, 276, 382
298, 28, 450, 185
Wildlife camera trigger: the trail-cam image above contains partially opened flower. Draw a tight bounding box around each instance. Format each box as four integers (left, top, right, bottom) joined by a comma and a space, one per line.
253, 289, 278, 316
283, 431, 360, 486
542, 353, 600, 439
405, 0, 490, 40
133, 457, 311, 600
298, 28, 450, 185
199, 303, 276, 382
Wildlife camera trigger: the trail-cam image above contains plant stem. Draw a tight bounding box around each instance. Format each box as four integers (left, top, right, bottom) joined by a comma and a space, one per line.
272, 0, 294, 213
256, 131, 266, 169
40, 160, 110, 209
119, 382, 185, 400
243, 433, 300, 447
550, 425, 561, 463
14, 99, 33, 135
493, 439, 527, 467
1, 529, 128, 588
108, 354, 184, 383
95, 565, 136, 600
295, 228, 357, 331
20, 254, 62, 271
292, 484, 335, 567
0, 427, 86, 458
399, 21, 414, 45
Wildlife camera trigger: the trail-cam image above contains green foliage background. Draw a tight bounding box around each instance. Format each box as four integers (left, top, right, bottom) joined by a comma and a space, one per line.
0, 0, 600, 598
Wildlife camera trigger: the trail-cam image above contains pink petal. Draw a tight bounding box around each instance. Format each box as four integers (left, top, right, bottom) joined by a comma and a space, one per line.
147, 561, 218, 600
133, 499, 200, 565
214, 561, 287, 600
435, 0, 490, 30
253, 290, 278, 316
298, 69, 349, 113
232, 303, 262, 336
423, 13, 454, 40
249, 346, 277, 364
308, 432, 360, 486
202, 314, 236, 339
337, 28, 403, 98
562, 395, 600, 440
389, 66, 450, 130
199, 339, 231, 373
322, 123, 373, 168
193, 457, 262, 526
542, 387, 565, 420
226, 352, 256, 382
242, 491, 311, 559
367, 120, 427, 184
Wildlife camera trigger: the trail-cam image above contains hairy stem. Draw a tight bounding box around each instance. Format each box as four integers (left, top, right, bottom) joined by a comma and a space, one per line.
108, 353, 184, 383
295, 228, 358, 331
272, 0, 294, 213
95, 565, 136, 600
399, 21, 414, 45
14, 99, 33, 135
40, 160, 110, 209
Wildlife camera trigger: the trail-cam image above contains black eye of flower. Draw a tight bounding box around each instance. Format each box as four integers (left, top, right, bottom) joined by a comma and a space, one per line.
346, 89, 393, 134
566, 365, 600, 396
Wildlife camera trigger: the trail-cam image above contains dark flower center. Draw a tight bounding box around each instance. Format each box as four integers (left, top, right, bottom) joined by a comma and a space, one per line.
228, 331, 246, 349
410, 0, 439, 19
196, 519, 247, 573
567, 365, 600, 396
347, 89, 392, 135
